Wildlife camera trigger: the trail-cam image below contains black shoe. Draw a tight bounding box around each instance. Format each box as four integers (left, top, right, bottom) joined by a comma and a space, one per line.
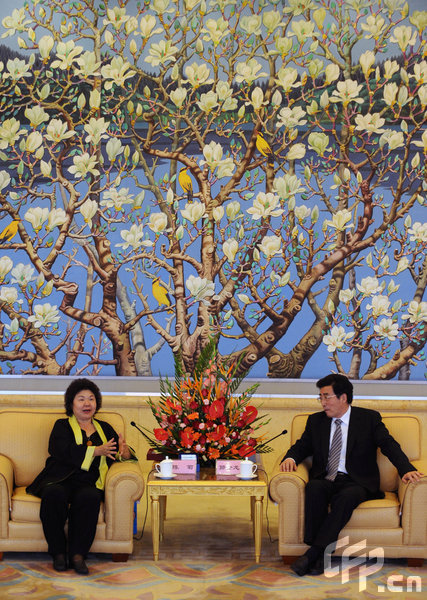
309, 556, 324, 576
290, 554, 311, 576
70, 554, 89, 575
53, 553, 67, 572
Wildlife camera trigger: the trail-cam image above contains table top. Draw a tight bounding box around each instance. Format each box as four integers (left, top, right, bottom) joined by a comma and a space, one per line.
147, 467, 268, 491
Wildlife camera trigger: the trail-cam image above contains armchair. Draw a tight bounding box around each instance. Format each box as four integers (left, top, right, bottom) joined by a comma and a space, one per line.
269, 413, 427, 566
0, 409, 144, 562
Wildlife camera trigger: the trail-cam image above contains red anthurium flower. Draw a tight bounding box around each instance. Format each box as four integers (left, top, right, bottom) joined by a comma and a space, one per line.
237, 444, 255, 457
154, 428, 170, 441
243, 406, 258, 424
209, 400, 224, 419
180, 428, 195, 448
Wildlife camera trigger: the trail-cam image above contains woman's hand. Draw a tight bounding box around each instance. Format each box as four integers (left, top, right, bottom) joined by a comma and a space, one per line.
94, 438, 117, 460
118, 433, 131, 460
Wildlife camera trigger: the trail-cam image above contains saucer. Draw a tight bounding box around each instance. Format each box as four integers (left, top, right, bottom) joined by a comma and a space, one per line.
237, 473, 257, 480
154, 473, 177, 479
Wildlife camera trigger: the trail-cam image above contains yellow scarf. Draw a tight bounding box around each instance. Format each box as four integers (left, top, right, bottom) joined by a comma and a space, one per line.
69, 415, 109, 491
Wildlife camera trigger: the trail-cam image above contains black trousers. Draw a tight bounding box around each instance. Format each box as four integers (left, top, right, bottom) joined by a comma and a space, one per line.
304, 473, 369, 549
39, 480, 103, 557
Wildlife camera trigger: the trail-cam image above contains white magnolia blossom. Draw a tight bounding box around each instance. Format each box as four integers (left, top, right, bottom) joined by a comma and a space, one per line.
374, 318, 399, 341
47, 208, 67, 231
51, 40, 84, 70
0, 256, 13, 281
5, 318, 19, 336
240, 14, 262, 36
275, 66, 300, 92
106, 138, 124, 161
245, 87, 267, 112
322, 325, 354, 352
212, 206, 224, 222
308, 132, 331, 156
181, 201, 207, 224
294, 205, 311, 221
357, 276, 383, 296
199, 141, 235, 178
366, 295, 392, 318
202, 18, 229, 45
11, 263, 36, 287
24, 207, 50, 233
276, 105, 307, 129
235, 59, 268, 85
28, 303, 60, 328
361, 14, 386, 39
68, 153, 100, 179
290, 19, 315, 43
247, 192, 283, 220
170, 87, 187, 109
408, 222, 427, 242
287, 143, 306, 161
4, 58, 31, 80
412, 130, 427, 153
80, 199, 98, 227
186, 275, 215, 305
339, 288, 356, 304
116, 223, 146, 250
0, 118, 25, 149
354, 113, 386, 134
101, 57, 134, 90
379, 130, 404, 150
226, 201, 240, 220
145, 39, 179, 67
74, 51, 101, 77
84, 117, 110, 145
183, 62, 213, 87
222, 238, 239, 262
0, 170, 11, 191
38, 35, 55, 60
25, 106, 49, 127
324, 209, 353, 231
258, 235, 282, 259
395, 257, 409, 274
273, 174, 305, 200
148, 212, 168, 234
390, 25, 417, 52
0, 286, 18, 304
216, 81, 237, 111
25, 131, 43, 153
331, 79, 364, 105
137, 14, 162, 38
402, 301, 427, 324
383, 82, 398, 106
101, 187, 134, 211
1, 8, 32, 37
103, 6, 129, 29
197, 91, 219, 113
45, 119, 76, 143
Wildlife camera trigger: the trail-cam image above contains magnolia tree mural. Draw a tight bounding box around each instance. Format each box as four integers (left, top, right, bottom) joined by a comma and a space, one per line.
0, 0, 425, 379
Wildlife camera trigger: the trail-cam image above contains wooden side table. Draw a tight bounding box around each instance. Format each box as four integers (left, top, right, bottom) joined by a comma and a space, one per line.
147, 467, 268, 562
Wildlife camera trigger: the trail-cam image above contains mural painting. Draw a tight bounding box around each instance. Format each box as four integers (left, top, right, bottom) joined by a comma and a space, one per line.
0, 0, 425, 380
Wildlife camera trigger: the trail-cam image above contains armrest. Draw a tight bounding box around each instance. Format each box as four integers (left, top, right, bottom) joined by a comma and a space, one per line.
269, 460, 309, 547
0, 454, 14, 539
104, 461, 144, 541
398, 459, 427, 547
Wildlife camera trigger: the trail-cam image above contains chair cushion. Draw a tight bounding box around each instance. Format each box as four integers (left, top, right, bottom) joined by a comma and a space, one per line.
11, 487, 105, 524
346, 492, 400, 528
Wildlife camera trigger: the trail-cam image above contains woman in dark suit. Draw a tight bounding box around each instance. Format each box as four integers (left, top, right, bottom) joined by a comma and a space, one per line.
27, 378, 134, 575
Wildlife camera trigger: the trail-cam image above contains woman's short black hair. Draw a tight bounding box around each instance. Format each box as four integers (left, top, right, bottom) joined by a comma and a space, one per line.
64, 378, 102, 416
316, 373, 353, 404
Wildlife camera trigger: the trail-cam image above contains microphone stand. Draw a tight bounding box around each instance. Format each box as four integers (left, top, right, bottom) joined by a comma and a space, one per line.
257, 429, 288, 449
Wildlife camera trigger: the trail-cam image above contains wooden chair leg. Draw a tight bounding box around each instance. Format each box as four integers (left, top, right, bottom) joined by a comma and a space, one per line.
0, 552, 3, 561
282, 555, 299, 565
112, 553, 129, 562
407, 558, 424, 567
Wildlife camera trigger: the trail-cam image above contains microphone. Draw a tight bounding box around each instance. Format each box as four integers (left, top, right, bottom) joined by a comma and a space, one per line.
258, 429, 287, 448
130, 420, 152, 442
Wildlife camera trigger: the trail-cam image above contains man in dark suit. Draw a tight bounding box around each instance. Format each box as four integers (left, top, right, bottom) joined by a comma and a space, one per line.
281, 374, 423, 577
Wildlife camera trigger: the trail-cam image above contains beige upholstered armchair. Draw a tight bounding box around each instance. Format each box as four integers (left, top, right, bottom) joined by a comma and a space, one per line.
269, 413, 427, 566
0, 409, 144, 562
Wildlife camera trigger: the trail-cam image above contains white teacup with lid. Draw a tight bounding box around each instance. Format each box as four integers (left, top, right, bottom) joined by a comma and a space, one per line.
240, 457, 257, 478
155, 456, 173, 478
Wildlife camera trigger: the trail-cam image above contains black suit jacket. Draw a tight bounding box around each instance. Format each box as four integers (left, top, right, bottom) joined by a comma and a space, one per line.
283, 406, 415, 496
26, 418, 119, 497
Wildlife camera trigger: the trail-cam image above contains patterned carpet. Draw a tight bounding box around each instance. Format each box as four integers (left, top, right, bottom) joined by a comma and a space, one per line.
1, 496, 425, 599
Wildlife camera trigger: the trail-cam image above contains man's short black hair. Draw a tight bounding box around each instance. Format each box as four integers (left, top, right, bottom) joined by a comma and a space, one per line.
64, 378, 102, 416
316, 374, 353, 404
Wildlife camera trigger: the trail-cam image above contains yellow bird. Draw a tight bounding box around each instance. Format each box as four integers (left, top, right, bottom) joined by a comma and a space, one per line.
178, 167, 193, 203
152, 277, 173, 313
256, 132, 275, 167
0, 217, 21, 244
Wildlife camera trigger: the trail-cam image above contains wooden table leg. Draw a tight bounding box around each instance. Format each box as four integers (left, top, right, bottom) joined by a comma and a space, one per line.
151, 496, 160, 561
159, 495, 166, 541
253, 494, 263, 563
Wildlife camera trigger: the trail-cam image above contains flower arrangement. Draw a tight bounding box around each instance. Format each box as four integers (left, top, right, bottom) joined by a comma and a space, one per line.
143, 339, 271, 465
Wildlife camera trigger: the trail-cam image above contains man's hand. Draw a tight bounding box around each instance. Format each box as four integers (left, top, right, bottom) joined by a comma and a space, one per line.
280, 458, 297, 472
401, 470, 424, 484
